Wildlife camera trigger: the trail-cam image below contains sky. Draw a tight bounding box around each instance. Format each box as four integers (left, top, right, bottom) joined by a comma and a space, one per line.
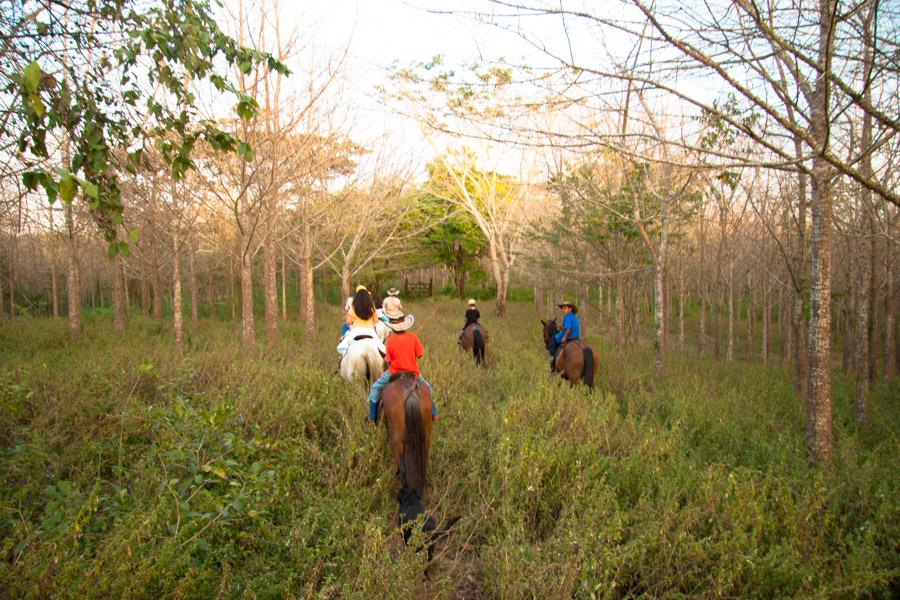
273, 0, 547, 179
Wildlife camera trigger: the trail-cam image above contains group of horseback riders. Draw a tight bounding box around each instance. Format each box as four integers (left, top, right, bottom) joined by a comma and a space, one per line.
338, 284, 589, 422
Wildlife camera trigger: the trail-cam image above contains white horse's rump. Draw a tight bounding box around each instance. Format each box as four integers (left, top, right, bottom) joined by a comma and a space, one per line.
339, 338, 385, 384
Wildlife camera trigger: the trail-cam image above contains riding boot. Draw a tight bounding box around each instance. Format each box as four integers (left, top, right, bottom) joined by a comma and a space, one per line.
550, 357, 556, 374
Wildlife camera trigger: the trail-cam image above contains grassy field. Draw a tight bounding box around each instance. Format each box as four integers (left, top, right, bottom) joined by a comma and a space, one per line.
0, 300, 897, 598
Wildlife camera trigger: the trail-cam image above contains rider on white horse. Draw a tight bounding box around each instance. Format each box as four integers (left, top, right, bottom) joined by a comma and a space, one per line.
337, 286, 385, 356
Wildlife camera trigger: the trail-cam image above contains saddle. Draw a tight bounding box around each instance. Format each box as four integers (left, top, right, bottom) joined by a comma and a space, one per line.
554, 338, 582, 357
389, 370, 418, 383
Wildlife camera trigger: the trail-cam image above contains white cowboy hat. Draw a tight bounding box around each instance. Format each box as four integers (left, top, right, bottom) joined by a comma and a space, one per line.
385, 313, 415, 332
383, 302, 415, 331
467, 298, 476, 307
382, 295, 402, 314
386, 287, 400, 296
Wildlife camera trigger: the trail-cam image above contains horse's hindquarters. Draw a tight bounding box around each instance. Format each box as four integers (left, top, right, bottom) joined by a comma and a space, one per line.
339, 339, 385, 384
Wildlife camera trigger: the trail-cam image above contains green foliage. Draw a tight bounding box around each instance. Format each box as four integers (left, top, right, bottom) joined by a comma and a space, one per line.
0, 304, 896, 597
5, 1, 288, 252
406, 159, 490, 295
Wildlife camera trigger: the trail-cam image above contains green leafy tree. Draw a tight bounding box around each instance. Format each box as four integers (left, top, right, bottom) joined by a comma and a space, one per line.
411, 165, 487, 297
4, 0, 287, 255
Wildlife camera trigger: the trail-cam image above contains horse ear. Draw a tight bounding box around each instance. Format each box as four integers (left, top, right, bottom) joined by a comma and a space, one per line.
540, 319, 546, 326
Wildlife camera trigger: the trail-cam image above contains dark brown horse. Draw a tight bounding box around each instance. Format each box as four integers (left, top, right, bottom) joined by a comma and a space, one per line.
380, 372, 433, 496
459, 323, 487, 366
541, 319, 598, 389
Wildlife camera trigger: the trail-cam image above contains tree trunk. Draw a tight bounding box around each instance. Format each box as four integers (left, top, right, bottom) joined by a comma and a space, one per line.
229, 256, 237, 321
854, 207, 871, 424
51, 252, 59, 318
140, 265, 149, 317
65, 202, 81, 335
281, 250, 287, 320
264, 240, 278, 344
173, 232, 184, 352
884, 235, 896, 381
300, 220, 315, 341
112, 254, 125, 332
806, 0, 837, 462
189, 239, 199, 324
240, 245, 254, 346
340, 262, 351, 304
152, 259, 162, 321
653, 258, 666, 373
759, 273, 768, 365
614, 274, 624, 352
727, 260, 734, 362
678, 254, 685, 347
123, 261, 130, 310
534, 285, 542, 313
747, 274, 754, 361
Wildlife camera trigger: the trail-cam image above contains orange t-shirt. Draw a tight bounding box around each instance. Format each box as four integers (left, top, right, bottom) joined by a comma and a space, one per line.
385, 332, 424, 377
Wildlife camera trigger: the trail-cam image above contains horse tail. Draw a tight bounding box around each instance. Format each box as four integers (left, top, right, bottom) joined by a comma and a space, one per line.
473, 327, 485, 366
365, 345, 384, 383
582, 345, 595, 389
402, 381, 428, 496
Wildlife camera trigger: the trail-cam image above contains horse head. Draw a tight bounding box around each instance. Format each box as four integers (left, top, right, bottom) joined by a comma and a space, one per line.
541, 319, 559, 348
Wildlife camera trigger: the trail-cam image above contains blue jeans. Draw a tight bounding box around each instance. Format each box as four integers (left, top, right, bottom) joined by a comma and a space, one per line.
368, 372, 436, 421
548, 337, 578, 357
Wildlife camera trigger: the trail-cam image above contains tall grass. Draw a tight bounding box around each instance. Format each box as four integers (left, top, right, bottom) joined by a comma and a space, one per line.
0, 301, 896, 598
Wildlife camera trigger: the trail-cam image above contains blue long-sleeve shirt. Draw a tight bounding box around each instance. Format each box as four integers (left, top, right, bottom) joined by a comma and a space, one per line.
555, 312, 580, 343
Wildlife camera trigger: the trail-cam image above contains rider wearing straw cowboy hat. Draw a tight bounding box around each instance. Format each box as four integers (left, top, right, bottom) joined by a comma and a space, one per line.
547, 300, 580, 359
366, 301, 438, 423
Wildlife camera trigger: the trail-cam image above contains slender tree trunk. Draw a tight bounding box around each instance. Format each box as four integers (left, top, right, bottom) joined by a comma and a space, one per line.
747, 274, 754, 361
51, 252, 59, 317
173, 232, 183, 352
884, 237, 896, 381
340, 262, 351, 304
727, 260, 734, 362
65, 202, 81, 335
300, 220, 315, 341
152, 259, 162, 321
140, 265, 150, 317
123, 261, 130, 310
678, 254, 685, 347
229, 256, 236, 321
281, 250, 287, 320
189, 239, 199, 324
264, 240, 277, 344
762, 271, 769, 365
534, 285, 542, 313
806, 0, 837, 462
854, 207, 871, 424
614, 273, 624, 352
112, 254, 125, 332
240, 245, 254, 346
653, 256, 666, 373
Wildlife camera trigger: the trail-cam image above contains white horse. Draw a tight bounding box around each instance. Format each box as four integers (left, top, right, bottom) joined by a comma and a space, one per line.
338, 322, 391, 385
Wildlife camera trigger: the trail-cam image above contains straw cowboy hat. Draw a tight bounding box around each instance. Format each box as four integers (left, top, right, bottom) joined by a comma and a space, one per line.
355, 284, 369, 293
467, 298, 477, 307
386, 288, 400, 296
557, 300, 578, 313
383, 302, 415, 332
382, 295, 402, 314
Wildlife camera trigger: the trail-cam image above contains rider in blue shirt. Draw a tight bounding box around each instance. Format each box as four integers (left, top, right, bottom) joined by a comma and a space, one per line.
548, 301, 580, 357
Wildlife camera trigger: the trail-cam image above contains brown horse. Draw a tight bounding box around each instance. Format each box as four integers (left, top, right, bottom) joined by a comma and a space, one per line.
459, 323, 487, 366
380, 372, 433, 496
541, 319, 599, 389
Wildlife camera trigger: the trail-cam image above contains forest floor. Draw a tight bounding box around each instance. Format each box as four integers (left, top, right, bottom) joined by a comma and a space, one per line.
0, 300, 897, 598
